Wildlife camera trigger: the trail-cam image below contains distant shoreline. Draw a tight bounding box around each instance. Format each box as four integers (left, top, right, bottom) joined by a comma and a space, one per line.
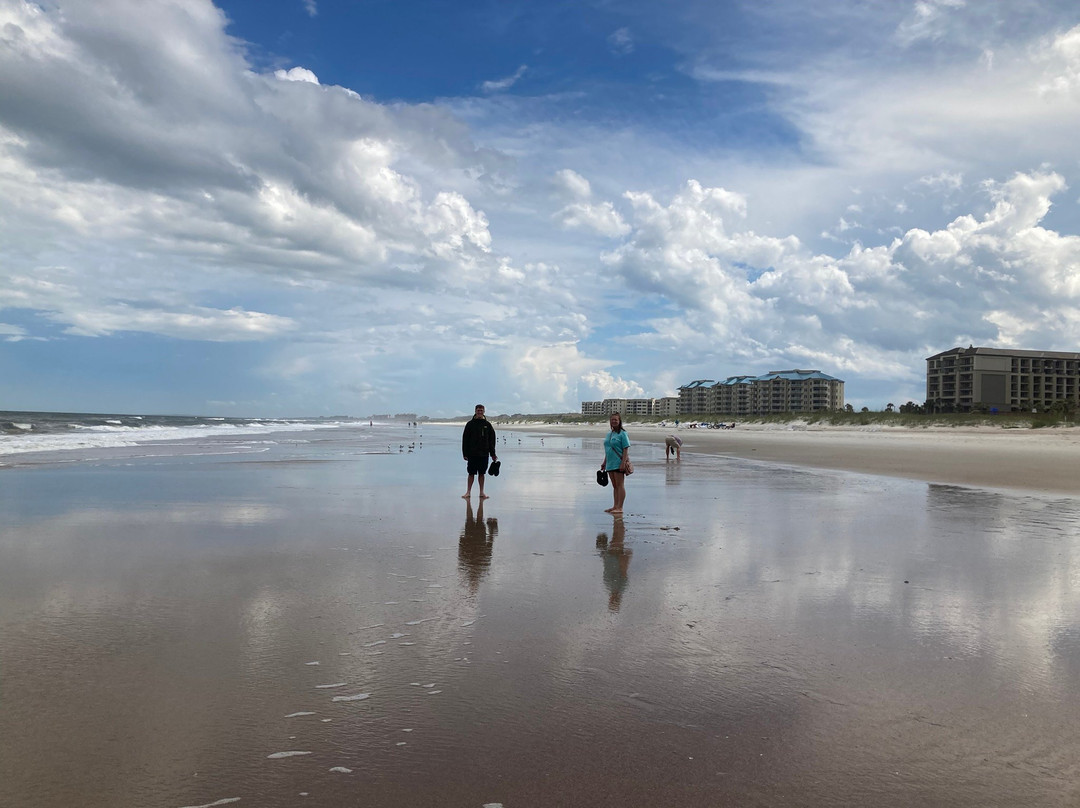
510, 421, 1080, 496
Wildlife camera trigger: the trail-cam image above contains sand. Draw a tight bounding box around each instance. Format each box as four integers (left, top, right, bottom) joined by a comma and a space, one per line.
3, 423, 1080, 807
530, 421, 1080, 496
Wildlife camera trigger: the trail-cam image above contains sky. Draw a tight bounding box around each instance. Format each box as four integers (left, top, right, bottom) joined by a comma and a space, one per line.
2, 0, 1080, 417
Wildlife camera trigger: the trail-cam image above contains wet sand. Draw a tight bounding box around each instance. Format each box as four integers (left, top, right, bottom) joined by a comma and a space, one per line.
535, 422, 1080, 496
2, 425, 1080, 807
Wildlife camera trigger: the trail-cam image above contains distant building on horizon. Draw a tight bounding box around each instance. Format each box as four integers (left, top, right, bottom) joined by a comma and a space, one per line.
926, 346, 1080, 412
580, 397, 679, 418
581, 371, 844, 418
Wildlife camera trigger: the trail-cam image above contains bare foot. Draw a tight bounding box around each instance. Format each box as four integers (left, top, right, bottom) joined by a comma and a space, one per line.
604, 507, 616, 513
462, 493, 471, 498
479, 494, 489, 499
609, 509, 623, 514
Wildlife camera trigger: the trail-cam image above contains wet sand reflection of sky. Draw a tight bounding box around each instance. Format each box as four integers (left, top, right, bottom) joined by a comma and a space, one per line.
2, 425, 1080, 807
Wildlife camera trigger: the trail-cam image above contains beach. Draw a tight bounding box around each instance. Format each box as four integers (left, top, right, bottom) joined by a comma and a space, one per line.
532, 421, 1080, 496
2, 421, 1080, 807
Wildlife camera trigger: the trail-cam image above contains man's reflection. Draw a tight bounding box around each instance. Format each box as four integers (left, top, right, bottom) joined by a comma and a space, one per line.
458, 499, 497, 593
596, 516, 632, 611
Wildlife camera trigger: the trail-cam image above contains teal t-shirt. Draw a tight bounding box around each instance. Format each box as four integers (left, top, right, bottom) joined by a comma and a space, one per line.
604, 430, 630, 471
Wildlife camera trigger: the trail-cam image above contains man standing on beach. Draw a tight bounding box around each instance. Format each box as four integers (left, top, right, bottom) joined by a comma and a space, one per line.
462, 404, 498, 499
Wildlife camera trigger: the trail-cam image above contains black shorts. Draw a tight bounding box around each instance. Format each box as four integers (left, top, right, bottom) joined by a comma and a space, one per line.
467, 455, 490, 475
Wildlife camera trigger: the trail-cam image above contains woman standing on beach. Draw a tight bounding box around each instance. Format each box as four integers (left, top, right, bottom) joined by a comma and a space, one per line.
602, 412, 630, 514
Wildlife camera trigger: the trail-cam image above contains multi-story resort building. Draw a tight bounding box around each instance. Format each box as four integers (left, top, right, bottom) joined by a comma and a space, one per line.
580, 397, 679, 418
714, 375, 756, 414
926, 346, 1080, 412
654, 396, 679, 417
680, 380, 715, 415
581, 401, 604, 417
678, 370, 845, 416
582, 370, 844, 418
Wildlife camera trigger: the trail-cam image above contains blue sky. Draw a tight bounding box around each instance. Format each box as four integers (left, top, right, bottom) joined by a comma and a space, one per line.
3, 0, 1080, 417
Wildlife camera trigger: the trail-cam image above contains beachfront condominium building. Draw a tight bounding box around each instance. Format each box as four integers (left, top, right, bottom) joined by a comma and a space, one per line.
755, 370, 845, 414
581, 398, 650, 417
582, 373, 844, 419
678, 380, 715, 415
926, 346, 1080, 412
677, 370, 845, 416
580, 397, 680, 417
714, 375, 756, 415
581, 401, 604, 417
655, 396, 679, 417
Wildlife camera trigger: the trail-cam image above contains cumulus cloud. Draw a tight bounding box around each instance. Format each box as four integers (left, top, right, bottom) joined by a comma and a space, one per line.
506, 344, 642, 411
0, 0, 510, 339
580, 370, 646, 399
599, 172, 1080, 385
552, 169, 630, 237
555, 201, 631, 238
1037, 24, 1080, 95
553, 168, 593, 200
0, 0, 497, 275
274, 66, 319, 84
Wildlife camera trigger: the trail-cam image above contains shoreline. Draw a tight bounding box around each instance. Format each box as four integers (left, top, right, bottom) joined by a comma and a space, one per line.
522, 422, 1080, 496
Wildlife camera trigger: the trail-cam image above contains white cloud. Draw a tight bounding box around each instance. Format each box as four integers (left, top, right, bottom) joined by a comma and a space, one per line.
775, 19, 1080, 195
481, 65, 528, 94
553, 168, 592, 200
274, 66, 319, 84
1037, 24, 1080, 95
915, 171, 964, 192
0, 323, 35, 342
61, 304, 296, 341
0, 0, 517, 350
505, 344, 643, 411
0, 269, 296, 341
555, 201, 630, 238
0, 0, 497, 283
302, 0, 317, 17
608, 27, 634, 55
895, 0, 967, 46
551, 169, 630, 237
579, 370, 646, 399
600, 171, 1080, 382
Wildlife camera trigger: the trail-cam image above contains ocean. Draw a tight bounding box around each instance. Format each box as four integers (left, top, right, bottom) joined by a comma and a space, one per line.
0, 410, 408, 465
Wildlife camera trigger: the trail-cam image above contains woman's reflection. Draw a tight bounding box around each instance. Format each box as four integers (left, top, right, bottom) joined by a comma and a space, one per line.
596, 516, 632, 611
458, 499, 497, 593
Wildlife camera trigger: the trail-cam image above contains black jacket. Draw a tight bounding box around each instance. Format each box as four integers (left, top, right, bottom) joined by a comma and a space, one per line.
462, 418, 496, 458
